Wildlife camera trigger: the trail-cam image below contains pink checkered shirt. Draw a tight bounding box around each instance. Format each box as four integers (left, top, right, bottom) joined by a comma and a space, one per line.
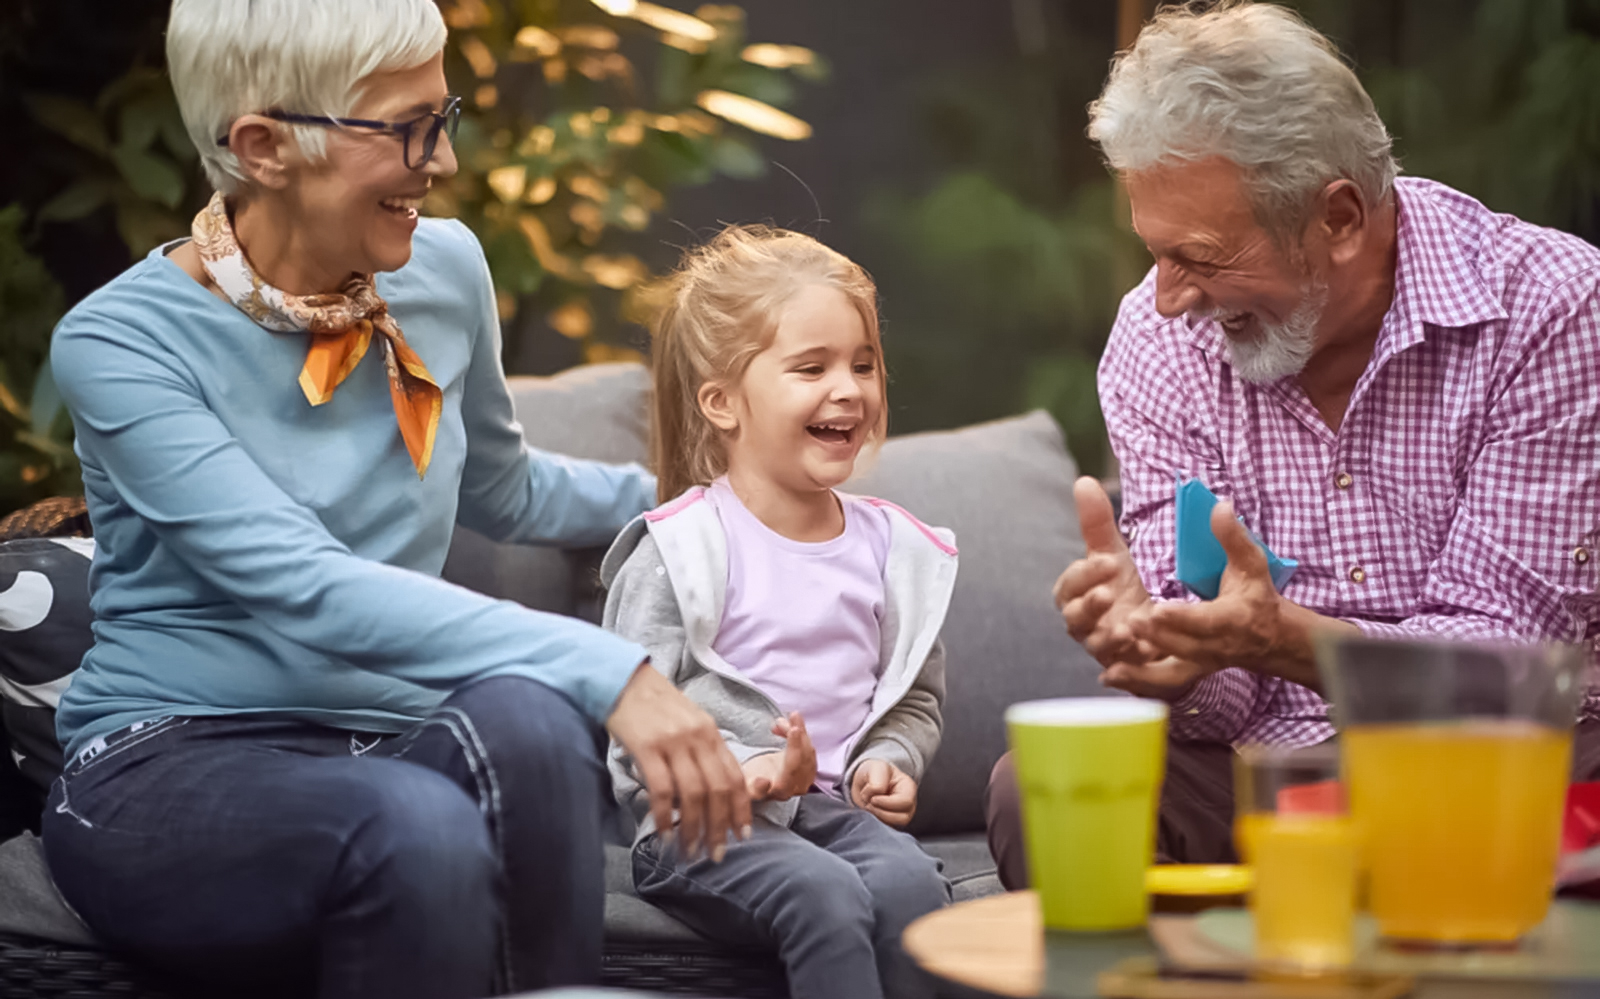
1100, 177, 1600, 748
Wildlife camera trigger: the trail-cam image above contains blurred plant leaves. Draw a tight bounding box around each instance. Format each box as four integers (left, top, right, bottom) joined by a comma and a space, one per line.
437, 0, 823, 366
0, 205, 79, 512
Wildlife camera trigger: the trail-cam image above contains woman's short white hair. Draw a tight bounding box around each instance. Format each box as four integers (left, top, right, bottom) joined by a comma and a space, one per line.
168, 0, 448, 196
1088, 1, 1397, 242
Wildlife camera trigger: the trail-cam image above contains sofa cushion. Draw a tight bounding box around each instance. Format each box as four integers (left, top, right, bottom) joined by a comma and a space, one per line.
442, 362, 651, 621
0, 833, 94, 946
0, 538, 95, 798
844, 411, 1105, 837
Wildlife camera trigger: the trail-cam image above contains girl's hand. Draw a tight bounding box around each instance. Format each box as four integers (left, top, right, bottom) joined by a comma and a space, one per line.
851, 759, 918, 828
742, 711, 817, 801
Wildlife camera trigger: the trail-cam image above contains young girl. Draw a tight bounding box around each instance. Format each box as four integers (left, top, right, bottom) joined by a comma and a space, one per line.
602, 226, 958, 999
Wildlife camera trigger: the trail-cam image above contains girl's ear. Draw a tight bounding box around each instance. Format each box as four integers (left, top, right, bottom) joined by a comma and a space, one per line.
697, 380, 740, 434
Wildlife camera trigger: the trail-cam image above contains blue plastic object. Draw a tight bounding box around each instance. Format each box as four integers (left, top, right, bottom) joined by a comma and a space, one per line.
1173, 478, 1298, 600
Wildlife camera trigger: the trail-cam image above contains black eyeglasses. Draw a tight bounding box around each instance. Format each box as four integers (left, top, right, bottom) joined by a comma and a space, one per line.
217, 96, 462, 170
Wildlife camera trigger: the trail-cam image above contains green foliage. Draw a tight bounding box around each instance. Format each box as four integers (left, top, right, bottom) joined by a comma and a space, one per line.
866, 174, 1146, 476
0, 206, 78, 514
434, 0, 823, 365
26, 67, 203, 255
1358, 0, 1600, 237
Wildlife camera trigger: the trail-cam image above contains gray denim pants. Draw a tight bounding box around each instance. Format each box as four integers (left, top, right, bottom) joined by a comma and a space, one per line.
633, 791, 951, 999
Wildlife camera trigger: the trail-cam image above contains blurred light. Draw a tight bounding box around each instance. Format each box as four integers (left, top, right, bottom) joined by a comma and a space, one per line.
583, 253, 648, 289
560, 25, 620, 49
519, 125, 557, 157
487, 164, 527, 202
474, 84, 498, 109
588, 0, 638, 14
608, 121, 645, 146
458, 36, 498, 78
695, 90, 811, 140
741, 44, 815, 69
569, 175, 609, 202
524, 177, 558, 204
660, 33, 710, 54
514, 26, 562, 57
543, 59, 568, 85
443, 0, 492, 29
629, 3, 717, 42
549, 301, 594, 339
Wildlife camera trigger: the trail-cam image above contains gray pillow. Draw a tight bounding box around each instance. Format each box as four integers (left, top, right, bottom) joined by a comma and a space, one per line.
442, 362, 651, 620
845, 411, 1106, 837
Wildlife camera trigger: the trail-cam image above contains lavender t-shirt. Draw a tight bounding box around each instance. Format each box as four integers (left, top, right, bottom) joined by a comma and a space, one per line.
707, 477, 892, 794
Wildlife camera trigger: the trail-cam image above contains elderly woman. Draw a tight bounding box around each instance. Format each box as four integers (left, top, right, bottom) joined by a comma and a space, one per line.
40, 1, 751, 996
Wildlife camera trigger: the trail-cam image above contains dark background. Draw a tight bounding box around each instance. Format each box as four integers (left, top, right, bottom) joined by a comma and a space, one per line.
5, 0, 1597, 484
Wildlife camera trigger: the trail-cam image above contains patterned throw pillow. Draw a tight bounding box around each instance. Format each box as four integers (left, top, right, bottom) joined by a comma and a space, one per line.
0, 537, 94, 797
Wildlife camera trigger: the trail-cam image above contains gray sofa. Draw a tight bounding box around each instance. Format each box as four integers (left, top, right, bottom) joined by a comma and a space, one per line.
0, 361, 1106, 997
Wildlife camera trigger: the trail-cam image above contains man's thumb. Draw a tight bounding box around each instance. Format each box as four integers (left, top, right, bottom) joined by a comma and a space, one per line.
1074, 476, 1126, 555
1211, 502, 1268, 575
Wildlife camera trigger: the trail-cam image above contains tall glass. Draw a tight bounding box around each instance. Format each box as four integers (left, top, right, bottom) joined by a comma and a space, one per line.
1317, 636, 1586, 946
1234, 743, 1358, 972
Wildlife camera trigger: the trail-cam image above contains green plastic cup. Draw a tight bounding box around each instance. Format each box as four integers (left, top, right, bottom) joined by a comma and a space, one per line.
1006, 697, 1168, 931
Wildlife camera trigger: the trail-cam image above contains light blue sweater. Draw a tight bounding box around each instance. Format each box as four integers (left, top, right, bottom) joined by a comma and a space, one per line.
50, 218, 654, 761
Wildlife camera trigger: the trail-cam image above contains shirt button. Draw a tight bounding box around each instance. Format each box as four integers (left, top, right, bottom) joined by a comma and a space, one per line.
1334, 472, 1353, 490
1349, 565, 1367, 584
1577, 547, 1593, 566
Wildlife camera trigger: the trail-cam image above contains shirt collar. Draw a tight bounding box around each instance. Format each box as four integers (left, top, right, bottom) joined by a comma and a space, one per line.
1180, 176, 1508, 363
1385, 177, 1507, 340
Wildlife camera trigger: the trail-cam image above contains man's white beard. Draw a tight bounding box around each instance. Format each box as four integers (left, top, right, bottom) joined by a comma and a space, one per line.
1216, 282, 1327, 384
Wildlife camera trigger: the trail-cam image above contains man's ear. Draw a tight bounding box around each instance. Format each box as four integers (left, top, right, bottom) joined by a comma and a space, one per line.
1316, 179, 1368, 267
226, 115, 295, 191
697, 380, 740, 434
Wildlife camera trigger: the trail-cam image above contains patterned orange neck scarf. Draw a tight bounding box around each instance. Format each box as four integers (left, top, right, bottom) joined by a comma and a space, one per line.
191, 192, 441, 478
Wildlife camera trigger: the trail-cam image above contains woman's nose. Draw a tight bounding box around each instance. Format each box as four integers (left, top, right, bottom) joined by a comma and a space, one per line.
424, 132, 459, 179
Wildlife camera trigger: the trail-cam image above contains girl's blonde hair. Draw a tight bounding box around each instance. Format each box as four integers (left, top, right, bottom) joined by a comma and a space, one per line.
651, 225, 886, 504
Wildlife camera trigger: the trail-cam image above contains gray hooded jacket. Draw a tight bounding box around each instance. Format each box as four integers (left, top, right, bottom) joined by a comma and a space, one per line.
600, 485, 958, 840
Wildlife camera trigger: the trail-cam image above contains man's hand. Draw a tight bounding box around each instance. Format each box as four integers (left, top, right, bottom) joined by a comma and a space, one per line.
607, 663, 752, 861
1055, 477, 1153, 667
850, 759, 918, 828
1126, 501, 1353, 692
742, 712, 817, 802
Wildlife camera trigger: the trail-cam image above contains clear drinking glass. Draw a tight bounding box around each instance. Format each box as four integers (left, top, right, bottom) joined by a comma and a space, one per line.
1235, 742, 1358, 972
1317, 635, 1587, 946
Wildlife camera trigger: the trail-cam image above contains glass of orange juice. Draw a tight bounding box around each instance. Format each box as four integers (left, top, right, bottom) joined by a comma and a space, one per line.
1235, 742, 1358, 972
1318, 636, 1587, 947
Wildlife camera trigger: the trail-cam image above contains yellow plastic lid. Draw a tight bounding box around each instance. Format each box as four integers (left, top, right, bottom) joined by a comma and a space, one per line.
1146, 864, 1253, 896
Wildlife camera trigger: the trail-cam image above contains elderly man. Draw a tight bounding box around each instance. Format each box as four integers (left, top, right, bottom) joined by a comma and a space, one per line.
986, 1, 1599, 885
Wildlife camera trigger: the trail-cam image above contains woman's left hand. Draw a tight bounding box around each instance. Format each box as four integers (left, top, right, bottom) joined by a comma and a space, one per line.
851, 760, 918, 828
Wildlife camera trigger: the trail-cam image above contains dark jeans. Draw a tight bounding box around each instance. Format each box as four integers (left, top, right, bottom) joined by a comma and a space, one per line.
984, 716, 1600, 891
634, 793, 951, 999
41, 676, 609, 999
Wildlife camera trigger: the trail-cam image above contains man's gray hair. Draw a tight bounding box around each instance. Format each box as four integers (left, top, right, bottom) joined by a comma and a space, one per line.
1088, 1, 1398, 241
168, 0, 448, 196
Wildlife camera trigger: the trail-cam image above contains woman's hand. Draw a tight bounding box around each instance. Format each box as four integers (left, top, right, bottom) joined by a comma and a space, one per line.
851, 759, 918, 828
742, 712, 817, 801
607, 663, 752, 861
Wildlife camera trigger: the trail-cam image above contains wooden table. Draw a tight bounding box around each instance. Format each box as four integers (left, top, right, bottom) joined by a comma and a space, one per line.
902, 892, 1600, 999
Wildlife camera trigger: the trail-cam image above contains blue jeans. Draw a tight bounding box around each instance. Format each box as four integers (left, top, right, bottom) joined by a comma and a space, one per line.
633, 792, 951, 999
41, 676, 609, 999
